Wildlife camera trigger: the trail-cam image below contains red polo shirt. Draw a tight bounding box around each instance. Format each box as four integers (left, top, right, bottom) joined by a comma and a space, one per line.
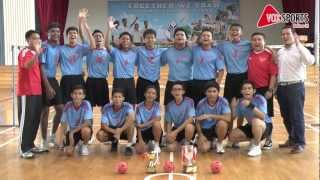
17, 47, 42, 96
248, 49, 278, 88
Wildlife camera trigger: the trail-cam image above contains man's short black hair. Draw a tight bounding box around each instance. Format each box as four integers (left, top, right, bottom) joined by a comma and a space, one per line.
66, 26, 79, 34
282, 25, 296, 34
144, 85, 157, 93
171, 81, 185, 90
71, 84, 86, 94
92, 29, 104, 37
241, 80, 256, 89
47, 22, 60, 31
112, 88, 125, 97
229, 23, 243, 30
205, 81, 220, 92
174, 27, 189, 39
119, 31, 133, 42
143, 29, 157, 38
25, 30, 38, 40
251, 32, 266, 39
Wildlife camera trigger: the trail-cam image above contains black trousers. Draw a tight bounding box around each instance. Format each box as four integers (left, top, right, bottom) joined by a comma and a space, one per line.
18, 95, 42, 153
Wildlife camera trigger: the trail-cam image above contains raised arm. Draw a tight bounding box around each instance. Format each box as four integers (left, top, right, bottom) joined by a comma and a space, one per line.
105, 16, 116, 51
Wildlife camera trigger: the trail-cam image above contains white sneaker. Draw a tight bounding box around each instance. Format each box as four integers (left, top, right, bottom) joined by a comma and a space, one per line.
88, 136, 94, 145
20, 151, 35, 159
216, 142, 225, 154
154, 144, 161, 153
248, 145, 262, 157
80, 144, 89, 156
48, 134, 56, 147
41, 140, 49, 151
247, 139, 255, 151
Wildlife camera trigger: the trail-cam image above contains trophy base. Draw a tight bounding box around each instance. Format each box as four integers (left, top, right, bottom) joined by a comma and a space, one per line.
183, 165, 197, 173
146, 167, 157, 174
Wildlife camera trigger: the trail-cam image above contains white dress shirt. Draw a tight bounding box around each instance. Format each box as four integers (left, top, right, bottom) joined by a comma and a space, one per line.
277, 43, 315, 82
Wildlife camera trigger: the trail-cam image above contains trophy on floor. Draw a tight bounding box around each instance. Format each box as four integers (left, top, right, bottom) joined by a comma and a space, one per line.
146, 141, 160, 173
181, 144, 197, 173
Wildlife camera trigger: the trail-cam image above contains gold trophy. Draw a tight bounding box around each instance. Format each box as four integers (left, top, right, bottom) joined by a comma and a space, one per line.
181, 144, 197, 173
146, 141, 160, 173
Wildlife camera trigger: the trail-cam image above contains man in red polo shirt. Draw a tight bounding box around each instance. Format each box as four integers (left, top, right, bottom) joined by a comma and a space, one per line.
17, 30, 46, 159
248, 32, 278, 150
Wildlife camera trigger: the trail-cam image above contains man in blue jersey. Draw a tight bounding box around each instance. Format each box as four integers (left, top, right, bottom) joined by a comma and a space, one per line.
191, 29, 225, 106
135, 86, 162, 153
136, 29, 166, 103
96, 89, 135, 156
105, 17, 138, 105
161, 28, 193, 106
165, 82, 195, 152
57, 85, 93, 156
229, 81, 272, 157
59, 10, 95, 104
217, 23, 251, 148
39, 22, 64, 150
195, 82, 230, 154
85, 29, 111, 107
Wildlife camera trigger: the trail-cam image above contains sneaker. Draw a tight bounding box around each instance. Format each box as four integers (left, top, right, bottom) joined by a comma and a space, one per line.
41, 140, 49, 151
88, 136, 94, 145
248, 145, 262, 157
216, 142, 225, 154
247, 139, 255, 151
262, 139, 273, 150
48, 134, 56, 147
279, 139, 293, 148
80, 144, 89, 156
111, 140, 118, 152
21, 151, 35, 159
31, 146, 49, 153
75, 141, 83, 153
124, 146, 134, 156
154, 144, 161, 153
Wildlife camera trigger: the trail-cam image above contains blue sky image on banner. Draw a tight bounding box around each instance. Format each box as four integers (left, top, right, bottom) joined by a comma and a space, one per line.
107, 0, 240, 42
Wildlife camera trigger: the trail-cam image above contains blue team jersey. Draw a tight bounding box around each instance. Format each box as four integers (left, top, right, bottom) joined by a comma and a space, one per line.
136, 101, 161, 131
161, 47, 193, 81
110, 47, 137, 78
165, 97, 195, 127
196, 97, 230, 129
61, 100, 93, 130
217, 40, 251, 74
236, 94, 271, 124
136, 47, 166, 82
40, 42, 60, 78
192, 45, 225, 80
86, 48, 111, 78
101, 102, 134, 127
59, 43, 90, 76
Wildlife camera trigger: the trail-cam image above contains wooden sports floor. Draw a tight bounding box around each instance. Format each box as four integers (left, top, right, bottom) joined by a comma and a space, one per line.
0, 66, 318, 180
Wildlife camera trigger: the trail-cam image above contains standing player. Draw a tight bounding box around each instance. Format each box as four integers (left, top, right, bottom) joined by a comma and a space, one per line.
195, 82, 230, 154
165, 82, 195, 152
17, 30, 45, 158
59, 11, 94, 104
191, 29, 225, 106
217, 23, 251, 147
57, 85, 93, 156
136, 29, 166, 103
105, 17, 138, 106
161, 27, 193, 106
39, 22, 64, 150
96, 89, 135, 156
229, 81, 271, 157
135, 86, 162, 153
248, 32, 278, 149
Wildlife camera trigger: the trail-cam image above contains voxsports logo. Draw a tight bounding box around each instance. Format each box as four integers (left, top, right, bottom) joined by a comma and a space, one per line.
257, 4, 309, 28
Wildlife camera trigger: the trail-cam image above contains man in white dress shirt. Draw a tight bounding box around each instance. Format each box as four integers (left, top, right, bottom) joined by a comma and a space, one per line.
276, 25, 315, 153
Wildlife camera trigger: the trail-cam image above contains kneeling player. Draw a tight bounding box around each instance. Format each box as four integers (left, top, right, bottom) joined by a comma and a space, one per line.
165, 82, 195, 152
229, 81, 272, 157
195, 82, 230, 154
135, 86, 163, 153
96, 89, 135, 156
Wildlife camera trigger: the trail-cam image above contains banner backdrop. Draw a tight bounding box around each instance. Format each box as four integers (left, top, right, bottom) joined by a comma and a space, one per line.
107, 0, 240, 42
